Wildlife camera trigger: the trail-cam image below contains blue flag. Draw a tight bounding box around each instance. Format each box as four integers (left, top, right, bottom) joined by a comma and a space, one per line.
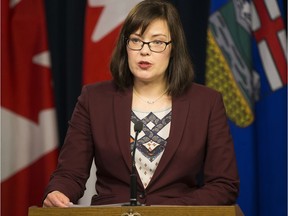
206, 0, 287, 215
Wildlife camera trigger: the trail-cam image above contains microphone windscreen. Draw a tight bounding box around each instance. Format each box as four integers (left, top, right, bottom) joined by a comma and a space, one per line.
134, 121, 143, 133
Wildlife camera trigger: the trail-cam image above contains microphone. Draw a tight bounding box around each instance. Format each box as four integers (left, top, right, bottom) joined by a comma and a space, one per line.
130, 121, 143, 206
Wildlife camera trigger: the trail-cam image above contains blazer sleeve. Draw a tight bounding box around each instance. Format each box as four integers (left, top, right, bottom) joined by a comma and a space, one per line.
43, 85, 95, 203
166, 92, 240, 205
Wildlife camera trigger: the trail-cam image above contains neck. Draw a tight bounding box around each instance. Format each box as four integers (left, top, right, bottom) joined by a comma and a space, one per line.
133, 81, 167, 98
133, 87, 167, 105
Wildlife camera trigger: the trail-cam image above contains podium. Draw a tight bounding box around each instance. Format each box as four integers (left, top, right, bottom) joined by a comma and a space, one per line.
29, 205, 244, 216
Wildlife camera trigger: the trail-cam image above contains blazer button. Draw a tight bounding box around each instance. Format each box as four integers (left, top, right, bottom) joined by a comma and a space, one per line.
139, 191, 146, 199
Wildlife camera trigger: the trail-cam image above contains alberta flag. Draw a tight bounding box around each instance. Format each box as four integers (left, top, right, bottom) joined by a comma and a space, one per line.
206, 0, 287, 216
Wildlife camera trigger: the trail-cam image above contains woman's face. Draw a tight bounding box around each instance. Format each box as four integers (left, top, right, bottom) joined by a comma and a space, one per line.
127, 19, 172, 84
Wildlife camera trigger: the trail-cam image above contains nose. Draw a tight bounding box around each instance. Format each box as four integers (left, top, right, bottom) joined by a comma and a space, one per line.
140, 43, 151, 55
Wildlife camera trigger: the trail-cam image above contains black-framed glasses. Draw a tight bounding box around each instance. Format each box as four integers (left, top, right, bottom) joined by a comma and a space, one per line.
127, 38, 172, 53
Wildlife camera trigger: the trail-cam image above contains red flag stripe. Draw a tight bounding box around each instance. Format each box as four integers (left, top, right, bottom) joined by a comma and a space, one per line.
1, 149, 58, 216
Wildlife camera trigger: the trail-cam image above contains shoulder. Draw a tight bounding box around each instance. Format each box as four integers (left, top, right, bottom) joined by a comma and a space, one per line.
179, 83, 224, 109
76, 81, 117, 105
83, 80, 117, 93
185, 83, 222, 99
79, 80, 132, 102
80, 80, 124, 98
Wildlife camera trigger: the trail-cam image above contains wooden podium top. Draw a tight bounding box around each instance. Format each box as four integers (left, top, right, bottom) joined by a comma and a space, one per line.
29, 205, 244, 216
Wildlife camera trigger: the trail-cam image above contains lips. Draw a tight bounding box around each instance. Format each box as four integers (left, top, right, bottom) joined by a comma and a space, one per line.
138, 61, 152, 69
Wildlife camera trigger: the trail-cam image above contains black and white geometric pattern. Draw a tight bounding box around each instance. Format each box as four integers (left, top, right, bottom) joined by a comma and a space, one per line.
130, 108, 172, 188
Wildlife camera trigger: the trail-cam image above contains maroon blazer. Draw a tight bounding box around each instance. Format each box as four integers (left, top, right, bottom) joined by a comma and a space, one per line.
44, 81, 239, 206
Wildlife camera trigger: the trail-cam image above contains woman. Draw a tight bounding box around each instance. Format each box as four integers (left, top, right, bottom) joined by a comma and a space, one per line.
43, 0, 239, 207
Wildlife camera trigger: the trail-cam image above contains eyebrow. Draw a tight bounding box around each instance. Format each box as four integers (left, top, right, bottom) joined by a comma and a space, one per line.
132, 33, 168, 38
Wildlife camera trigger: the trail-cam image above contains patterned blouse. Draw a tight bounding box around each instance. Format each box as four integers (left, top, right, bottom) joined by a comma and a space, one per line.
130, 108, 172, 188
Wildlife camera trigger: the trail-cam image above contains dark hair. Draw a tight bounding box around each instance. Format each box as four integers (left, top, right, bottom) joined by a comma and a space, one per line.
110, 0, 194, 96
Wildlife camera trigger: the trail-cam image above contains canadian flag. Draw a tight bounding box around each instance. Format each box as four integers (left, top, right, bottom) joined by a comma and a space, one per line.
79, 0, 142, 204
1, 0, 58, 215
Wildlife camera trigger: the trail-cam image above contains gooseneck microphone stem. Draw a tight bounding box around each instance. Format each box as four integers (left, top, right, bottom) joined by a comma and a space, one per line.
130, 131, 139, 206
130, 121, 143, 206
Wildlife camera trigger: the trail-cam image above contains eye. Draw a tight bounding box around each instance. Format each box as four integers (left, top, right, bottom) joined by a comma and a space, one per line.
151, 40, 164, 45
130, 38, 142, 44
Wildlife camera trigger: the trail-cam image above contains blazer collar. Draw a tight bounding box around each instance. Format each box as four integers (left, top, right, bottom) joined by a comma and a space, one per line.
148, 95, 189, 189
113, 87, 133, 172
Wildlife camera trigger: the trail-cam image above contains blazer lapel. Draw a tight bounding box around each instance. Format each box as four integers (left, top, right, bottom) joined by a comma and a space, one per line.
148, 95, 190, 188
113, 88, 133, 172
